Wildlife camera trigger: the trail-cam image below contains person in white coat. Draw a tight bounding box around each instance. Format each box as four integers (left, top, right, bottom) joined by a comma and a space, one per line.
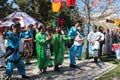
87, 25, 104, 62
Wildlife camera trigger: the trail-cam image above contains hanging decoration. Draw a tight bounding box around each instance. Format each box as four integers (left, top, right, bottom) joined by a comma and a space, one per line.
114, 19, 120, 27
52, 0, 63, 28
52, 0, 63, 13
106, 19, 120, 27
57, 18, 64, 27
66, 0, 76, 8
54, 0, 60, 2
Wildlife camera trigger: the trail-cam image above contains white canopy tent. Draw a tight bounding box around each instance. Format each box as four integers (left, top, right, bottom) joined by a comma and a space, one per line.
0, 11, 42, 28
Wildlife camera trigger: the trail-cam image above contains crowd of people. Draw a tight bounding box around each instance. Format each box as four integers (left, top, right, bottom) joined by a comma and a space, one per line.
0, 21, 120, 79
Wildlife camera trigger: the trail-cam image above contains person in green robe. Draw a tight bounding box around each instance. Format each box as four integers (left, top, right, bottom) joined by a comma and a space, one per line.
52, 27, 71, 71
35, 25, 53, 74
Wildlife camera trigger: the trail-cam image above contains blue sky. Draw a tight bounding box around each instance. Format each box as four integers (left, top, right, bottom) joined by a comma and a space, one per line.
76, 0, 120, 18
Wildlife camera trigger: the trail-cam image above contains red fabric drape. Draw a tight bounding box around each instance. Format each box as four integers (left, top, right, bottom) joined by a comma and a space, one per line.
57, 18, 64, 26
66, 0, 76, 7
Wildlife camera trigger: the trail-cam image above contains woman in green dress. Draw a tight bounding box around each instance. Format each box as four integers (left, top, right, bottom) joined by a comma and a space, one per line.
52, 27, 71, 71
35, 25, 53, 74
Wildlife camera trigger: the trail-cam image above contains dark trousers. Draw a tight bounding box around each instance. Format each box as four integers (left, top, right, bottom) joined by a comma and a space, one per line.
99, 41, 104, 59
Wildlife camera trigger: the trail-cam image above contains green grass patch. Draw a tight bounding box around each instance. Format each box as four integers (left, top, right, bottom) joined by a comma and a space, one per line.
97, 53, 120, 80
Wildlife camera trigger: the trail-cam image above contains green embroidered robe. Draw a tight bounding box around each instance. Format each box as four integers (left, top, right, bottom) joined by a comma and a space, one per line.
35, 32, 53, 70
52, 33, 71, 66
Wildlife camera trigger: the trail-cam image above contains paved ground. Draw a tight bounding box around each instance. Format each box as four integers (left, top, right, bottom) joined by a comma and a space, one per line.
0, 56, 116, 80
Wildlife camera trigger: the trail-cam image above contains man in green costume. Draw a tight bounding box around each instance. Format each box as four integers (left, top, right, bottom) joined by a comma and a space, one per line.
52, 27, 71, 71
35, 25, 53, 74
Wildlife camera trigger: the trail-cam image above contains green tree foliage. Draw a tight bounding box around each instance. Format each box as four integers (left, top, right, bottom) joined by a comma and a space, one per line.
57, 2, 84, 29
1, 0, 84, 28
14, 0, 31, 12
31, 0, 54, 26
14, 0, 54, 27
0, 0, 15, 19
59, 3, 72, 28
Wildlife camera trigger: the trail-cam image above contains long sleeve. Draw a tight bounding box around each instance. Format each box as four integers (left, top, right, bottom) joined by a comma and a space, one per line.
35, 33, 46, 45
68, 27, 77, 37
63, 36, 71, 41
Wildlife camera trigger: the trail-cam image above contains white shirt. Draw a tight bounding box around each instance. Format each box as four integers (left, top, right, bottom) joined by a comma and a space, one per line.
87, 31, 104, 42
74, 35, 83, 46
87, 31, 104, 50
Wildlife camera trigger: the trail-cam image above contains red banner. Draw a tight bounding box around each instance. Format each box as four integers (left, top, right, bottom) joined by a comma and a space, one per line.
66, 0, 76, 7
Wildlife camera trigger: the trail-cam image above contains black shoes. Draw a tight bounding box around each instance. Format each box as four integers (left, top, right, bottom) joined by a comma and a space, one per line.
94, 57, 98, 63
22, 75, 30, 79
54, 64, 60, 71
54, 66, 59, 71
0, 66, 6, 68
43, 68, 47, 73
70, 64, 79, 68
26, 63, 32, 65
78, 58, 82, 61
